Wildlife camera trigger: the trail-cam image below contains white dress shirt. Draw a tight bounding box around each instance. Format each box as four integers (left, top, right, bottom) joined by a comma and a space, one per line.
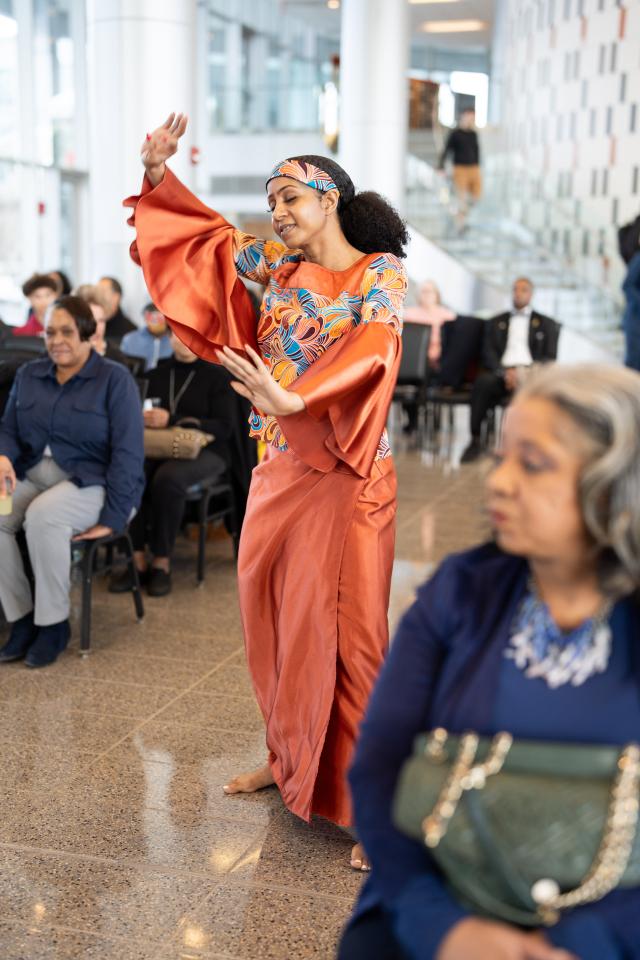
500, 307, 534, 368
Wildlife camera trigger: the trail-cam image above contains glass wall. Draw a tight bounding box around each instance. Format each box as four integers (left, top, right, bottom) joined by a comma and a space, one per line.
205, 2, 336, 134
0, 0, 87, 324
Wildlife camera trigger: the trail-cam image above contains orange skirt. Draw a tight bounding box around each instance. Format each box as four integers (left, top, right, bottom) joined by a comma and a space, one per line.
237, 445, 397, 827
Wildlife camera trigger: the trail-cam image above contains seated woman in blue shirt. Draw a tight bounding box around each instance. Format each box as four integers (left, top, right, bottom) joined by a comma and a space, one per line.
340, 363, 640, 960
0, 296, 144, 667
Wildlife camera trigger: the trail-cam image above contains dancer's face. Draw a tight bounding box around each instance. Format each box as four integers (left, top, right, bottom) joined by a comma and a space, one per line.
267, 176, 339, 249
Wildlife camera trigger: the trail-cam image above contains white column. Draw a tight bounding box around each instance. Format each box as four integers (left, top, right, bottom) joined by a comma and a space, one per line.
338, 0, 409, 212
85, 0, 197, 317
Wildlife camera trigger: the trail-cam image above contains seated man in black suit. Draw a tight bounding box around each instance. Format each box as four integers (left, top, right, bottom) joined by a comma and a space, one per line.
460, 277, 560, 463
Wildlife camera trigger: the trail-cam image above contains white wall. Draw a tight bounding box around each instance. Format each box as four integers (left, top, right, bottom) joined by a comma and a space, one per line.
492, 0, 640, 297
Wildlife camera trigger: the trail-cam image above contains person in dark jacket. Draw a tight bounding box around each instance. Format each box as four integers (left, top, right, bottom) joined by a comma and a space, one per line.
438, 109, 482, 224
340, 363, 640, 960
74, 283, 134, 370
109, 331, 251, 597
461, 277, 560, 463
0, 296, 144, 667
97, 276, 136, 345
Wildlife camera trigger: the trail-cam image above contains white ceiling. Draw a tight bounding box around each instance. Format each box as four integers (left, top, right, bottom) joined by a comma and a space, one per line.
279, 0, 495, 50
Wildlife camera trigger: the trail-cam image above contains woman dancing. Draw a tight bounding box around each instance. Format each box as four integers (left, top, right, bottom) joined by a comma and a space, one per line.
125, 113, 408, 866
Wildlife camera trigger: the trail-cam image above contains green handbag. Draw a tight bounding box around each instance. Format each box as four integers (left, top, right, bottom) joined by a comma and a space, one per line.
392, 728, 640, 927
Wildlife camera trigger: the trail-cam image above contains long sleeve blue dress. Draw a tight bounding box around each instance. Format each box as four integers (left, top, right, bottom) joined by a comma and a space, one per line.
343, 543, 640, 960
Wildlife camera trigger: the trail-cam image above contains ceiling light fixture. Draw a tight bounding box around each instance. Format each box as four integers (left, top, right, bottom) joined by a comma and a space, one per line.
421, 19, 487, 32
409, 1, 461, 5
327, 0, 340, 8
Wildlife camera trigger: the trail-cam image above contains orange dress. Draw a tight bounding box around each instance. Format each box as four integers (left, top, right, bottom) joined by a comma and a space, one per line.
125, 170, 406, 826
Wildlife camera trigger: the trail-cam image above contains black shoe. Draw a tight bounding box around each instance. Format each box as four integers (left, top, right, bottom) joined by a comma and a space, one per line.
24, 620, 71, 668
460, 439, 484, 464
147, 567, 172, 597
108, 566, 148, 594
0, 611, 38, 663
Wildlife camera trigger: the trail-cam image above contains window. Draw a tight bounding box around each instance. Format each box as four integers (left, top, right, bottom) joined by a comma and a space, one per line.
605, 105, 613, 134
598, 44, 606, 74
581, 78, 588, 108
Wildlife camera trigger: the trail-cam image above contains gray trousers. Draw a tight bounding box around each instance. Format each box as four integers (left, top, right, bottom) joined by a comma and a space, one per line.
0, 458, 104, 626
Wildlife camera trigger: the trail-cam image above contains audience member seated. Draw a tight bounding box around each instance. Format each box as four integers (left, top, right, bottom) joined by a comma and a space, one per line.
0, 296, 144, 667
49, 270, 73, 296
121, 302, 173, 372
13, 274, 58, 337
109, 331, 235, 598
404, 281, 456, 371
96, 276, 136, 345
340, 363, 640, 960
74, 284, 131, 369
461, 277, 559, 463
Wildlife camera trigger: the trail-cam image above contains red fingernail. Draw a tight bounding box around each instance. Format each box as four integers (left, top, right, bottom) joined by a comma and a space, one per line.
145, 133, 151, 141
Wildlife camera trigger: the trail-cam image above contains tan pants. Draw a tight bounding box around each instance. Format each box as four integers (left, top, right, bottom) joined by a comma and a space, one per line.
453, 164, 482, 201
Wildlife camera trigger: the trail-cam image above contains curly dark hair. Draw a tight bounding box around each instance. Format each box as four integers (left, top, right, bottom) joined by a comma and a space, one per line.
53, 295, 97, 341
272, 154, 409, 259
22, 273, 58, 297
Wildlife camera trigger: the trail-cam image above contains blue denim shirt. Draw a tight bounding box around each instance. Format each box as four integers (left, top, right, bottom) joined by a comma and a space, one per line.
120, 327, 173, 372
0, 351, 144, 532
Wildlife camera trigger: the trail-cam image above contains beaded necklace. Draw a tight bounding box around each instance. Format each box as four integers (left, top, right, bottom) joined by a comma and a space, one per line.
504, 580, 613, 689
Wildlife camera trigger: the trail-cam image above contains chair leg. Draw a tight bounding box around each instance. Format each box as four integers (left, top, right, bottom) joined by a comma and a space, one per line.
197, 494, 210, 585
121, 534, 144, 621
79, 543, 96, 656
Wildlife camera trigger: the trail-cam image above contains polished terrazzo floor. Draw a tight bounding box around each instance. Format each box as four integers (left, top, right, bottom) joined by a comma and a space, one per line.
0, 414, 488, 960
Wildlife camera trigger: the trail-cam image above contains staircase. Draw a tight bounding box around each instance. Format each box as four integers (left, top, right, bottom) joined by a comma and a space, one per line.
406, 133, 623, 357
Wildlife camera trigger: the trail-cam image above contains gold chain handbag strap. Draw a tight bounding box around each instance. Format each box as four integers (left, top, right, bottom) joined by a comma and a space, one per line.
422, 729, 513, 848
533, 742, 640, 924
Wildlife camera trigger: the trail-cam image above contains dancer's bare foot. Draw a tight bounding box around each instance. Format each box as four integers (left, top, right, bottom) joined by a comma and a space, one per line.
222, 761, 275, 795
350, 842, 371, 872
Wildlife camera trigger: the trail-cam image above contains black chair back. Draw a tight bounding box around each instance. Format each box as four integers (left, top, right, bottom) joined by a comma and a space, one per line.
439, 315, 485, 389
136, 378, 149, 404
0, 335, 46, 355
397, 323, 430, 384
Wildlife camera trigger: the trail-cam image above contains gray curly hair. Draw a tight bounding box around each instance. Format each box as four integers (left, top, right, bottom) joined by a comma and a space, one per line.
517, 363, 640, 598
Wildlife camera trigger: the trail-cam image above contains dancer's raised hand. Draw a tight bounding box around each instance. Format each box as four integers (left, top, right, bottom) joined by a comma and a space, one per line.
140, 112, 188, 186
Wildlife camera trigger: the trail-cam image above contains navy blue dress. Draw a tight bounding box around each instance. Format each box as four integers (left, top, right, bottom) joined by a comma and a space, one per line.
343, 544, 640, 960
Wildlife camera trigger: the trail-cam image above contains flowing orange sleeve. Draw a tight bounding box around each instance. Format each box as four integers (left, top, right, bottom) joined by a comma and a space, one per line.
123, 169, 257, 360
279, 323, 401, 478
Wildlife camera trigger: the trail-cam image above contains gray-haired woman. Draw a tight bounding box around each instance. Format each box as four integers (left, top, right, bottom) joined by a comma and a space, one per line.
341, 363, 640, 960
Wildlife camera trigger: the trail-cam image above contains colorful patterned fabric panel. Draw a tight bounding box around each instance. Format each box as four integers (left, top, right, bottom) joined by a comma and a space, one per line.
232, 232, 406, 460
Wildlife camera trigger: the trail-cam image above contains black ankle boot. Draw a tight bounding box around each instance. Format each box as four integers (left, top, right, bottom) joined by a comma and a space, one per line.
147, 567, 172, 597
25, 620, 71, 668
109, 566, 148, 594
0, 612, 38, 663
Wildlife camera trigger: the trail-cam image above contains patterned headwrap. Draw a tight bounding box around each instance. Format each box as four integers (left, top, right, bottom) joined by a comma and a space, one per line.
266, 158, 338, 194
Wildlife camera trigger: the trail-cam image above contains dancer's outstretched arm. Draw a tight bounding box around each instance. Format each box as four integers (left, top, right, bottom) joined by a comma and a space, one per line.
140, 112, 189, 186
